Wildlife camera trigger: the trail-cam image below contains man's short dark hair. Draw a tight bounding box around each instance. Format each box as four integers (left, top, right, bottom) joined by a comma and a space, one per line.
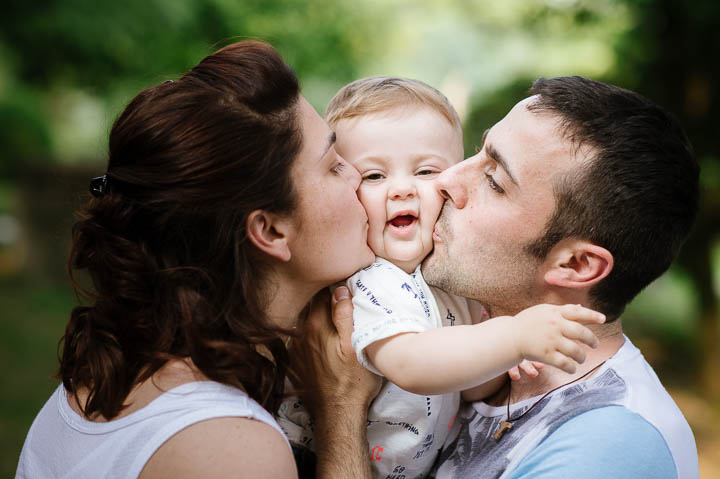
525, 76, 699, 319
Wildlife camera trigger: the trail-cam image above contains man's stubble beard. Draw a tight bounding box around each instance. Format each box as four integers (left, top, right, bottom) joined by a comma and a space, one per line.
424, 207, 542, 317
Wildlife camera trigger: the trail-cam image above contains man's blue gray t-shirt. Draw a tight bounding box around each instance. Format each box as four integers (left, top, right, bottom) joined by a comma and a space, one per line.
432, 337, 698, 479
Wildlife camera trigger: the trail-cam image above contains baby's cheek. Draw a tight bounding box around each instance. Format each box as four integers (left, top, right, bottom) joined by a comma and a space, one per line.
357, 190, 385, 224
366, 232, 385, 258
424, 183, 446, 213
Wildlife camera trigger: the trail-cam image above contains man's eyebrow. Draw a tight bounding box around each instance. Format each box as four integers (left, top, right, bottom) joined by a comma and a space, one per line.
485, 142, 519, 187
475, 129, 490, 153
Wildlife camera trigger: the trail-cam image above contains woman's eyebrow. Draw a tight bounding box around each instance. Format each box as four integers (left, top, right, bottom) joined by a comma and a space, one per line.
322, 131, 337, 158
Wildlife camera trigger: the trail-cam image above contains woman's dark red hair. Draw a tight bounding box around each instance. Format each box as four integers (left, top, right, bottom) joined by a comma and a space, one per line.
60, 40, 302, 419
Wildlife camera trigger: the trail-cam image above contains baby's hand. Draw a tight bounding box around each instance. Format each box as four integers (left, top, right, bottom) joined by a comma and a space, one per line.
508, 360, 544, 380
510, 304, 605, 374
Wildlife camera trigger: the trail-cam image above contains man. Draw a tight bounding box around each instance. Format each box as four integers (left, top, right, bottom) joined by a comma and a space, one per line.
303, 76, 699, 478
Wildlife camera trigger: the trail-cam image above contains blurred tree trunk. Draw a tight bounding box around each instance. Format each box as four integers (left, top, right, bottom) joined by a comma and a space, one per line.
616, 0, 720, 396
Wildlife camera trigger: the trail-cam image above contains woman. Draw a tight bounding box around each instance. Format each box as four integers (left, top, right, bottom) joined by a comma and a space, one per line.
16, 40, 376, 478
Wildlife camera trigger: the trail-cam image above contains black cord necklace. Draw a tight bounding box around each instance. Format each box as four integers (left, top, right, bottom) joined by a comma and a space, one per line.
493, 360, 608, 441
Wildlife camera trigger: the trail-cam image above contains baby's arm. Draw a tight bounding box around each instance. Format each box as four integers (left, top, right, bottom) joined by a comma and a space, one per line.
460, 375, 507, 402
459, 300, 542, 402
366, 304, 605, 395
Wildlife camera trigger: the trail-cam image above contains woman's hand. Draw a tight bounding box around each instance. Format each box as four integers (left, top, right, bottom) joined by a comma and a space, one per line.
288, 286, 380, 479
289, 286, 380, 415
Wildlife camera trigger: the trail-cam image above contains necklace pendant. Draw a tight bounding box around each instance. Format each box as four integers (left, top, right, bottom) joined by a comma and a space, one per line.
493, 420, 513, 441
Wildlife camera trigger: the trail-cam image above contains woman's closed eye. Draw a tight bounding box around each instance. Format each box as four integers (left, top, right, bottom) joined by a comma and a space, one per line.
331, 161, 346, 175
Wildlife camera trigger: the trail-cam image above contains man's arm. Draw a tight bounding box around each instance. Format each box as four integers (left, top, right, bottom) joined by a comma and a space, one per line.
313, 397, 372, 478
289, 287, 380, 479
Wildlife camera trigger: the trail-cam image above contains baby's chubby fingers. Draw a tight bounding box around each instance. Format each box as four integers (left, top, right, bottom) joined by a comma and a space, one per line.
547, 351, 579, 375
558, 304, 606, 325
518, 359, 540, 377
555, 337, 587, 365
561, 321, 600, 349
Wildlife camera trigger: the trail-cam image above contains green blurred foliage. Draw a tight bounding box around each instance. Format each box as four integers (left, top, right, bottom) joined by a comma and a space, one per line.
0, 0, 383, 164
0, 91, 53, 174
0, 0, 368, 90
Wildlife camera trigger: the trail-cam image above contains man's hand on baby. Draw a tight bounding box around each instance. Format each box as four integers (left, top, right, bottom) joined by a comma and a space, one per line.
510, 304, 605, 374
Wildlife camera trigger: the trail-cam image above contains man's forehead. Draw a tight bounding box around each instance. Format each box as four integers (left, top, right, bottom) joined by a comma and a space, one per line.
489, 97, 555, 143
519, 95, 540, 108
485, 96, 579, 175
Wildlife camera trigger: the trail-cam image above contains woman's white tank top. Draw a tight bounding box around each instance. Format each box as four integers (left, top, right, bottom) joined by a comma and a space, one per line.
16, 381, 287, 478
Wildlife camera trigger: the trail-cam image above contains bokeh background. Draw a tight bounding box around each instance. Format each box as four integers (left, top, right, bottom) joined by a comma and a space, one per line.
1, 0, 718, 476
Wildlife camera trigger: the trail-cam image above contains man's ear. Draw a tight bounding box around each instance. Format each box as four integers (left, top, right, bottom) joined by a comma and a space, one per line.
543, 240, 613, 288
246, 209, 293, 262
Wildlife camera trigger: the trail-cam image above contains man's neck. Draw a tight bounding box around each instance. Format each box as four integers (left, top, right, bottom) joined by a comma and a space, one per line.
486, 321, 625, 406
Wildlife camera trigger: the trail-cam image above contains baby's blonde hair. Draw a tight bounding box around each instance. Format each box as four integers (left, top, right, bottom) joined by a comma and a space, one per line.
324, 76, 461, 131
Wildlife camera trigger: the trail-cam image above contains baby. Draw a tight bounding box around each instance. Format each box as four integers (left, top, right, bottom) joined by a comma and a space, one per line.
277, 77, 604, 478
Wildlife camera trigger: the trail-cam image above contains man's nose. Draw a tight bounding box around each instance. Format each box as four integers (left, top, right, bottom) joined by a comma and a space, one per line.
388, 177, 416, 200
436, 160, 470, 209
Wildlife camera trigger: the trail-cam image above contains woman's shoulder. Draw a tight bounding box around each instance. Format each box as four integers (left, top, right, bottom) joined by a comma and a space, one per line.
129, 362, 295, 478
139, 415, 296, 479
134, 370, 296, 478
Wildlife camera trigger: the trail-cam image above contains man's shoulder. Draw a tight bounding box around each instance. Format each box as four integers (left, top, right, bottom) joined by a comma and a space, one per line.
606, 337, 698, 477
509, 406, 677, 478
541, 405, 669, 449
610, 338, 692, 431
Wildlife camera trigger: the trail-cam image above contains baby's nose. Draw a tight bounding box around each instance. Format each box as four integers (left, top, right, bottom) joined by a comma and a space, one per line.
388, 178, 416, 199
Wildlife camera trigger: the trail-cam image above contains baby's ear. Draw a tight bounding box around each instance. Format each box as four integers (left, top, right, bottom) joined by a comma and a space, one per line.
543, 239, 613, 289
246, 210, 292, 262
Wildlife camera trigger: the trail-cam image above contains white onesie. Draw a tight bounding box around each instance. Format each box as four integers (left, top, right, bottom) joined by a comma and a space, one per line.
350, 258, 485, 478
276, 258, 486, 478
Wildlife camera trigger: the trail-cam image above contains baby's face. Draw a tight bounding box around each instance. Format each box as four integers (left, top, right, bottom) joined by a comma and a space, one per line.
334, 107, 463, 273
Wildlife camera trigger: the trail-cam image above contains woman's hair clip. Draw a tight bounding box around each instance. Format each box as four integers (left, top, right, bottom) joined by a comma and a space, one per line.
163, 79, 174, 84
89, 175, 109, 197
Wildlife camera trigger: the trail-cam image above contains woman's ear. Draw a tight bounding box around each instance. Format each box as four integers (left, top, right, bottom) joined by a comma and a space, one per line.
543, 240, 613, 289
246, 210, 293, 262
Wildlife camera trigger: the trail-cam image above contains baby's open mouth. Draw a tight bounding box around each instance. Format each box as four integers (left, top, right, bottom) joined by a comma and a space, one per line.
389, 214, 417, 227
